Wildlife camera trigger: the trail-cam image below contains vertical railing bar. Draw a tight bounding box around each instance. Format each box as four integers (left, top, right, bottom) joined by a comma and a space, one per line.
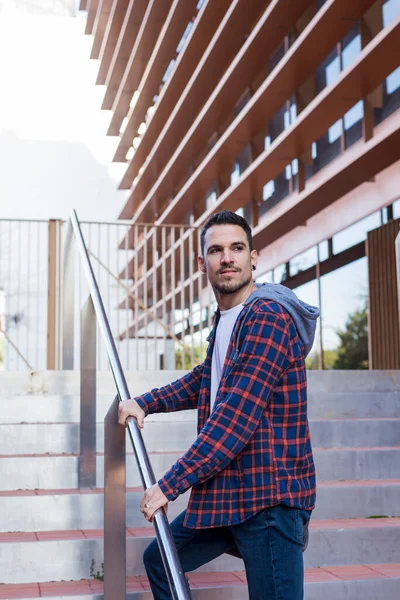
316, 244, 324, 370
188, 228, 194, 369
152, 227, 158, 368
207, 274, 212, 330
36, 222, 40, 370
104, 395, 126, 600
107, 224, 111, 371
395, 231, 400, 341
62, 220, 75, 369
197, 229, 204, 362
26, 222, 31, 368
171, 227, 176, 369
80, 295, 97, 490
116, 224, 121, 358
144, 225, 148, 370
162, 227, 167, 368
134, 225, 139, 371
97, 223, 102, 370
57, 221, 63, 370
125, 225, 129, 371
16, 222, 21, 370
180, 228, 186, 368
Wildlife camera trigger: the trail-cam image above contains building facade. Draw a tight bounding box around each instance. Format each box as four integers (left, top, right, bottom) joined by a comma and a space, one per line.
81, 0, 400, 369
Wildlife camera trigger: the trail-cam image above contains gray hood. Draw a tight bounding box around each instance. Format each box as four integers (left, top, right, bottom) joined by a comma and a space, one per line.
244, 283, 320, 357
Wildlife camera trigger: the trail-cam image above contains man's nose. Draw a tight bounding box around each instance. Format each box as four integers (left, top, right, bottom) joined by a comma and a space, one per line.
221, 250, 234, 264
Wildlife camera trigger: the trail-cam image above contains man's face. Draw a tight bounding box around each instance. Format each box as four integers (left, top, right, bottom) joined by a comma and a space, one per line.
198, 224, 257, 295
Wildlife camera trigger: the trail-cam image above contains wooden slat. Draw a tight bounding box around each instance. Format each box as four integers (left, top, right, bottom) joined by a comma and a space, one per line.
114, 0, 199, 160
116, 0, 268, 193
85, 0, 100, 35
106, 0, 173, 121
368, 220, 400, 369
253, 111, 400, 250
117, 0, 312, 182
189, 17, 400, 228
79, 0, 88, 10
96, 0, 129, 85
123, 0, 379, 223
91, 0, 114, 59
101, 0, 149, 110
116, 110, 400, 335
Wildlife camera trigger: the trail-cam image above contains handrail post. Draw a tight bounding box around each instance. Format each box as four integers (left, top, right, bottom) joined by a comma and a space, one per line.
395, 230, 400, 336
104, 395, 126, 600
62, 220, 75, 369
79, 295, 97, 490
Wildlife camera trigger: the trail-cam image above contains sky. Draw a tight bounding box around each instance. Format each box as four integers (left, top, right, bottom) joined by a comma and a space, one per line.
0, 2, 129, 221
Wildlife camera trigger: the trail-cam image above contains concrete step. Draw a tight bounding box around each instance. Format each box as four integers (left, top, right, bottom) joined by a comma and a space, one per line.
1, 565, 400, 599
1, 480, 399, 532
1, 391, 399, 423
0, 519, 399, 584
1, 418, 398, 454
0, 446, 399, 490
1, 370, 399, 397
0, 371, 399, 423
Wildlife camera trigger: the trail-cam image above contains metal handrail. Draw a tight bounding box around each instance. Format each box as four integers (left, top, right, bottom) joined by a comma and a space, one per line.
69, 210, 192, 599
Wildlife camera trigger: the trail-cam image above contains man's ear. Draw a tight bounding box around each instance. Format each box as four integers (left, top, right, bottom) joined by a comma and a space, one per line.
198, 255, 207, 274
250, 249, 258, 271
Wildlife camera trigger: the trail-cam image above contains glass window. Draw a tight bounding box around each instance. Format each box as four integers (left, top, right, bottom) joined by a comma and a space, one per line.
318, 240, 330, 262
393, 199, 400, 218
320, 258, 368, 365
256, 271, 274, 284
387, 67, 400, 95
344, 101, 363, 130
383, 0, 400, 26
342, 33, 361, 70
290, 246, 318, 277
231, 163, 240, 186
205, 185, 217, 210
332, 212, 381, 254
176, 22, 193, 54
274, 264, 288, 284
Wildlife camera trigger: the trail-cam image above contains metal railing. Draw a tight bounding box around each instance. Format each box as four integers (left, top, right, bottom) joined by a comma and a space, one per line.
65, 210, 192, 599
0, 217, 212, 373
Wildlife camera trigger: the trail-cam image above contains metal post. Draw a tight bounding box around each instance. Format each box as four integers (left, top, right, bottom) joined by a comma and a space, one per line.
104, 395, 126, 600
80, 295, 97, 490
47, 219, 59, 370
395, 230, 400, 338
62, 220, 75, 369
316, 245, 325, 370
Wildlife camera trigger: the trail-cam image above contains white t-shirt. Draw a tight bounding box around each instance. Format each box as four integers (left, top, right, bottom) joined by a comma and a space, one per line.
210, 303, 244, 411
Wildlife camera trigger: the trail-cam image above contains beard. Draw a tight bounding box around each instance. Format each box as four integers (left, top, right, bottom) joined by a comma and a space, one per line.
212, 271, 252, 295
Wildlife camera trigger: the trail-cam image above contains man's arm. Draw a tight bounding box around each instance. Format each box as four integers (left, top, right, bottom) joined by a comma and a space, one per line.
157, 305, 297, 501
118, 362, 204, 427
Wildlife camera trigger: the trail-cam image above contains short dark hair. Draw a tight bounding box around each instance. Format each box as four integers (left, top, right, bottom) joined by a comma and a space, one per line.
200, 210, 253, 255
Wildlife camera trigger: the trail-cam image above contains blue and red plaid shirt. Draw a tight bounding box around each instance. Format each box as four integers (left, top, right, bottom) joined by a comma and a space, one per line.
136, 298, 316, 529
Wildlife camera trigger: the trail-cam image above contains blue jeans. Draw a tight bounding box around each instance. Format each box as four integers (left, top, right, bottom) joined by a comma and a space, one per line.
143, 504, 311, 600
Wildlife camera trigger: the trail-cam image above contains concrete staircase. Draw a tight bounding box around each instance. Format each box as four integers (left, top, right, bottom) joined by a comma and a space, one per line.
0, 370, 399, 599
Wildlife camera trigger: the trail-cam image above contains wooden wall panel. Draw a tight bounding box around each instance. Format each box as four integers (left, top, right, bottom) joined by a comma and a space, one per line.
367, 219, 400, 369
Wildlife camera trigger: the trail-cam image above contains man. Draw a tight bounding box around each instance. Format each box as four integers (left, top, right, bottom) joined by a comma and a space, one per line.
118, 210, 318, 599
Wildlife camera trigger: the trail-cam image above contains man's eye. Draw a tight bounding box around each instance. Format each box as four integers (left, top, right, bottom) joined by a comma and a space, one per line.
234, 246, 244, 251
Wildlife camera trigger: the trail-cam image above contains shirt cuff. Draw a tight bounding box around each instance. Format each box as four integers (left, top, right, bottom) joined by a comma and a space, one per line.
158, 471, 188, 501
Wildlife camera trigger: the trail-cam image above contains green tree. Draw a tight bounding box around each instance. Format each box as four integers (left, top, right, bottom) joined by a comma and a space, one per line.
306, 349, 338, 370
175, 344, 207, 369
333, 307, 369, 369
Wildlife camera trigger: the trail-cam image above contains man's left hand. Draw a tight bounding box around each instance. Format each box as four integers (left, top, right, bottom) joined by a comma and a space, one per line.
140, 484, 169, 522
